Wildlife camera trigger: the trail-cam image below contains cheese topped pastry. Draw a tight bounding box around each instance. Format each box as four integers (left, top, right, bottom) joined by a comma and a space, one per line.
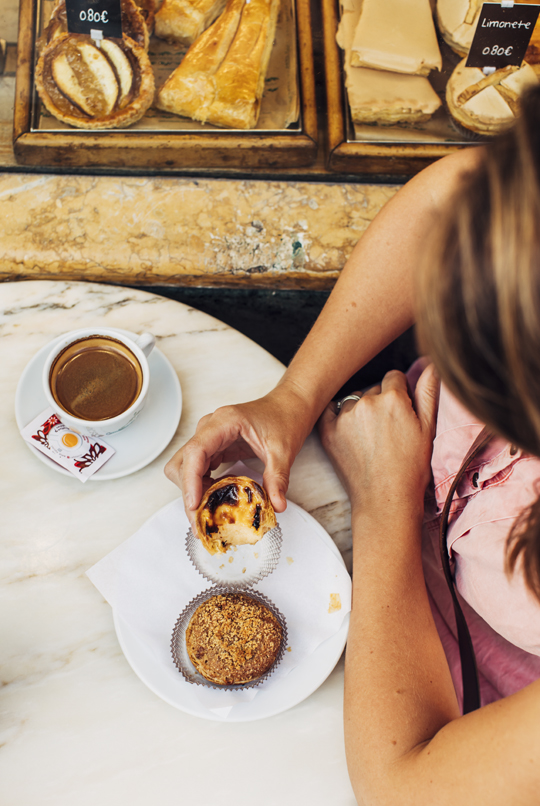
350, 0, 442, 76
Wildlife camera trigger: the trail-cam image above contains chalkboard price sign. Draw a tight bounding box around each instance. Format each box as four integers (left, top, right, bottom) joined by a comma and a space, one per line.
467, 3, 540, 69
65, 0, 123, 40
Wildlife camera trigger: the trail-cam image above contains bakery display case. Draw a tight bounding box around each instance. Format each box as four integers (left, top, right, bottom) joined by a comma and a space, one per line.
13, 0, 318, 169
322, 0, 540, 176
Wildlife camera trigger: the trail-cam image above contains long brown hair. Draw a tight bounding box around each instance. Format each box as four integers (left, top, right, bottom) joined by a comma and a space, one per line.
417, 85, 540, 600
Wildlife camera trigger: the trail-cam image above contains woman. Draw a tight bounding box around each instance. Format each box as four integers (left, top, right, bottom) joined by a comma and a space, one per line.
165, 90, 540, 803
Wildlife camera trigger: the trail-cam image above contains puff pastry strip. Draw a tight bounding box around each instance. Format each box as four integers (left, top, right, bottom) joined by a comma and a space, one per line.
156, 0, 279, 129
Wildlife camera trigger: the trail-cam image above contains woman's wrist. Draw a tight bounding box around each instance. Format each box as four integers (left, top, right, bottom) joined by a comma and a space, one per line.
272, 373, 326, 432
351, 497, 425, 551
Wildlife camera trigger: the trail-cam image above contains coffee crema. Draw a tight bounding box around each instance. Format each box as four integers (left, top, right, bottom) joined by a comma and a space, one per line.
49, 336, 143, 421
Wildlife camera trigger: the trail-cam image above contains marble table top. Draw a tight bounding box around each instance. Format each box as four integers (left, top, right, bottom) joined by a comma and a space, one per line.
1, 280, 355, 806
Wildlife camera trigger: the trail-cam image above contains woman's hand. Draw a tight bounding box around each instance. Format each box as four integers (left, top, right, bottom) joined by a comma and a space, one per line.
317, 365, 440, 519
164, 380, 315, 526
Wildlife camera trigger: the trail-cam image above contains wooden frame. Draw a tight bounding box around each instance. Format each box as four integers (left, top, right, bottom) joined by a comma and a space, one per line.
321, 0, 463, 176
13, 0, 318, 170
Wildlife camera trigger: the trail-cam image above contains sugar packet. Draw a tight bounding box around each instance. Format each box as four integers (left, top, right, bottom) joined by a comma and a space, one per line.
21, 408, 115, 482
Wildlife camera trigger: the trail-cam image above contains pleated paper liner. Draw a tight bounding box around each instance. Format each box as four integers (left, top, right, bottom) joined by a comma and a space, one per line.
171, 587, 288, 691
185, 524, 283, 588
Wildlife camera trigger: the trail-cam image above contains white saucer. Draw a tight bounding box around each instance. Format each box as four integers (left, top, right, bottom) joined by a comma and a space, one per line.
15, 329, 182, 481
113, 502, 350, 723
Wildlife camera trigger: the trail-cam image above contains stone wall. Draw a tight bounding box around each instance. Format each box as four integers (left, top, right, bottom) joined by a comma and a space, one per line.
0, 174, 399, 289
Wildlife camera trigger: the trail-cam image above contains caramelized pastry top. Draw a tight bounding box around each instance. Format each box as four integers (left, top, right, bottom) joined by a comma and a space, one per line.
195, 475, 277, 555
186, 592, 283, 685
35, 33, 155, 129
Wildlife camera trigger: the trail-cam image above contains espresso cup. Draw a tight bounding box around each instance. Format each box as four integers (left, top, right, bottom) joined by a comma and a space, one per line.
42, 328, 156, 438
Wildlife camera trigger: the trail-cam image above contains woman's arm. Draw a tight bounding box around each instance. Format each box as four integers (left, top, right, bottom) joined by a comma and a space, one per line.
166, 149, 482, 518
318, 368, 540, 806
278, 148, 480, 414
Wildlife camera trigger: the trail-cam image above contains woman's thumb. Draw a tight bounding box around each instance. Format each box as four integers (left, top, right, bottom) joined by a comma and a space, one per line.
263, 456, 290, 513
414, 363, 440, 435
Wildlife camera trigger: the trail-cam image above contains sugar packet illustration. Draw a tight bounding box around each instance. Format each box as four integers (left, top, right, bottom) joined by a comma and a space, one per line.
21, 408, 115, 482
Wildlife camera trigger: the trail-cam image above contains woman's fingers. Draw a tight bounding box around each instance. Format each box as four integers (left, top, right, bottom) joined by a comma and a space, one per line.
164, 398, 304, 522
165, 415, 242, 510
380, 369, 408, 394
362, 384, 381, 397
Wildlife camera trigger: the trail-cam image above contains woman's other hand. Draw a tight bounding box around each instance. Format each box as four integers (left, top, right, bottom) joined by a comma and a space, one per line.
317, 364, 440, 519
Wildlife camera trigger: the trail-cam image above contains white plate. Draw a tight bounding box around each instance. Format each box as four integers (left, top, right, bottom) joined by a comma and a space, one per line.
113, 503, 350, 722
15, 329, 182, 480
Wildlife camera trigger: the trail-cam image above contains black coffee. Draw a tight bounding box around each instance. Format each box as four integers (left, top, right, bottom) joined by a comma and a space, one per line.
49, 336, 143, 421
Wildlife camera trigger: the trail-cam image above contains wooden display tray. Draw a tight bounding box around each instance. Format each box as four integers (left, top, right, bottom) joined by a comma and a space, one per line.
13, 0, 317, 170
321, 0, 465, 176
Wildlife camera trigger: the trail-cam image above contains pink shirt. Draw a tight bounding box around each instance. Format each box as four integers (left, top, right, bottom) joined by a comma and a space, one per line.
413, 371, 540, 709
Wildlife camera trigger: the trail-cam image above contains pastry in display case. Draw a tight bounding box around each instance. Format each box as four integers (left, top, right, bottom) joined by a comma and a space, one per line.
134, 0, 157, 35
446, 59, 538, 136
34, 0, 293, 131
336, 0, 442, 127
325, 0, 540, 175
154, 0, 228, 45
35, 32, 155, 129
156, 0, 280, 128
349, 0, 442, 76
14, 0, 317, 169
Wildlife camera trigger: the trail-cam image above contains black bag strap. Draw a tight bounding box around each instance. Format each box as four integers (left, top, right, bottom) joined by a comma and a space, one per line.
439, 426, 493, 714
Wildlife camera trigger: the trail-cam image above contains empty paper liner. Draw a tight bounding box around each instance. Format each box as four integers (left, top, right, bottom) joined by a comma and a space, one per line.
185, 524, 282, 587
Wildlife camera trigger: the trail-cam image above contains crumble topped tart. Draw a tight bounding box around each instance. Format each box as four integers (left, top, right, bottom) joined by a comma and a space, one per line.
185, 592, 283, 685
195, 475, 277, 555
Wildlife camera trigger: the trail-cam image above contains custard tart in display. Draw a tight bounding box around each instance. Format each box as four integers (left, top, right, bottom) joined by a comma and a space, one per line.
195, 475, 277, 555
185, 592, 283, 685
35, 33, 155, 129
44, 0, 150, 51
446, 59, 538, 135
